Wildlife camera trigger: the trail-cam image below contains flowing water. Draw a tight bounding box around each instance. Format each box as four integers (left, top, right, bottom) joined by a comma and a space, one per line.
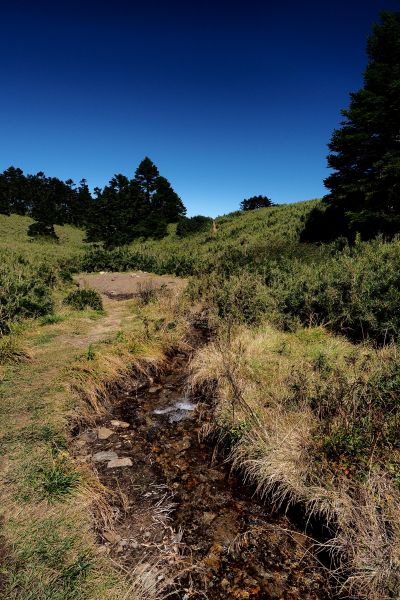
74, 345, 335, 599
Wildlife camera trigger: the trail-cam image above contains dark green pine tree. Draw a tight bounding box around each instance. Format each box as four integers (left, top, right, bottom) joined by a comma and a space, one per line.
27, 173, 66, 239
0, 167, 27, 215
85, 175, 145, 247
240, 195, 273, 211
134, 157, 160, 205
134, 157, 186, 235
152, 176, 186, 222
301, 11, 400, 242
75, 179, 93, 226
85, 158, 186, 246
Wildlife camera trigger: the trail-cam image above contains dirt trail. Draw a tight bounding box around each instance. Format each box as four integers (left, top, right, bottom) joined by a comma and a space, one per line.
74, 329, 334, 599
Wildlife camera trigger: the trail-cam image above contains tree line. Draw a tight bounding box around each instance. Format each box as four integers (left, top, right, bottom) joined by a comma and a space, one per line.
1, 12, 398, 248
0, 166, 92, 238
0, 157, 186, 245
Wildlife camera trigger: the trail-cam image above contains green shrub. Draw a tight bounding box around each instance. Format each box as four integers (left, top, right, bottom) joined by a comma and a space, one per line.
266, 237, 400, 342
176, 215, 213, 237
40, 466, 79, 500
189, 272, 270, 326
63, 288, 103, 311
0, 334, 30, 364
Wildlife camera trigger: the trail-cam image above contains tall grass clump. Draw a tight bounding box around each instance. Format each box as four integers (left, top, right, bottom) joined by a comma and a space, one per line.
190, 324, 400, 599
0, 251, 56, 333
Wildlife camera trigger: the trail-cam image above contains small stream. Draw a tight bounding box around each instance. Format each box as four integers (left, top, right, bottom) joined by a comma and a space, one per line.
74, 346, 334, 599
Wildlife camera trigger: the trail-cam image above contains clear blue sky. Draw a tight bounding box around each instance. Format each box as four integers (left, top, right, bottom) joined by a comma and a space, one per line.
1, 1, 399, 216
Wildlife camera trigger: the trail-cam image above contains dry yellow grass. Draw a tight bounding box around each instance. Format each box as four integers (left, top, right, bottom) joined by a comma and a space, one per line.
189, 323, 400, 599
0, 286, 191, 599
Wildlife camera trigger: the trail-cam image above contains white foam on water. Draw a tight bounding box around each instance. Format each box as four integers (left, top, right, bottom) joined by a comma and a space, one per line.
153, 398, 196, 421
153, 406, 175, 415
175, 401, 195, 411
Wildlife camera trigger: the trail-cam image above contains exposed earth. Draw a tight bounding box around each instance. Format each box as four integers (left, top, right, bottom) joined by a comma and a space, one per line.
77, 270, 185, 300
72, 310, 335, 598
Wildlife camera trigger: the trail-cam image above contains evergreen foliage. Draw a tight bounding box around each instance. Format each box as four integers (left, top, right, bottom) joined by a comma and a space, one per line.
85, 157, 186, 247
302, 11, 400, 242
0, 167, 92, 240
0, 252, 55, 333
0, 157, 185, 245
240, 195, 274, 211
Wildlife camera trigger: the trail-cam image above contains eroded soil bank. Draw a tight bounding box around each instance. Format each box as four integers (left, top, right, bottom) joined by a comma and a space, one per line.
73, 338, 334, 599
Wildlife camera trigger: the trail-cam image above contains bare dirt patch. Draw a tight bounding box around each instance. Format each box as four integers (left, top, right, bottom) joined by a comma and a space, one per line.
77, 271, 185, 300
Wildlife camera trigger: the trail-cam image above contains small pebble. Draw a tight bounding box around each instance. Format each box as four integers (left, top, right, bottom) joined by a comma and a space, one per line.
110, 420, 130, 428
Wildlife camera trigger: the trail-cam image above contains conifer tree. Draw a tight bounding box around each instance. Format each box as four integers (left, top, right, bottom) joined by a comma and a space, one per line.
27, 173, 65, 239
134, 157, 159, 205
240, 195, 273, 211
302, 11, 400, 242
152, 176, 186, 222
0, 167, 27, 215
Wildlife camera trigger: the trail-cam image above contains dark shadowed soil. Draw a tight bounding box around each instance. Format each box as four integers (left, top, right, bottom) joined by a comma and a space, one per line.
73, 339, 335, 599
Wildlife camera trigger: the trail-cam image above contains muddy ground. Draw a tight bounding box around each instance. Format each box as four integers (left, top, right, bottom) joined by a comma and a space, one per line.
73, 330, 336, 599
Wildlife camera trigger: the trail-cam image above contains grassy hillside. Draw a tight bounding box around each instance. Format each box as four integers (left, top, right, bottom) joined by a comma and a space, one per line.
80, 200, 322, 276
0, 214, 85, 261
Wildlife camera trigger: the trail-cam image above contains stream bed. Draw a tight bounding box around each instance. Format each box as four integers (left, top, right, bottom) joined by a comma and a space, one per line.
74, 349, 334, 599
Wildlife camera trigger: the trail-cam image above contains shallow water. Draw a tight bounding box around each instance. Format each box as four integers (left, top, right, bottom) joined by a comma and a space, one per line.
75, 349, 334, 598
153, 398, 196, 422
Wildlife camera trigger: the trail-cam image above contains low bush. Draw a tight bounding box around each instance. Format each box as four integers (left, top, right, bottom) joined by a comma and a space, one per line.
176, 215, 213, 237
266, 236, 400, 342
188, 272, 270, 326
0, 334, 30, 364
80, 245, 198, 276
63, 288, 103, 311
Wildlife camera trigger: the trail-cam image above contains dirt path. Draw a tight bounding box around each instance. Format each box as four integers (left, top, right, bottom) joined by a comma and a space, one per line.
77, 270, 185, 300
73, 333, 334, 599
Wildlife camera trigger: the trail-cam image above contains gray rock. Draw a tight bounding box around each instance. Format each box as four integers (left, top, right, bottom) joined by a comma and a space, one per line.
93, 450, 118, 462
97, 427, 114, 440
110, 419, 130, 429
103, 530, 121, 544
82, 430, 97, 443
107, 457, 133, 468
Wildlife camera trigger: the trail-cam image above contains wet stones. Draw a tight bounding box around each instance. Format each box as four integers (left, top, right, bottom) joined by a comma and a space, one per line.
103, 531, 121, 544
107, 457, 133, 468
97, 427, 114, 440
110, 419, 130, 428
93, 450, 118, 462
153, 399, 196, 424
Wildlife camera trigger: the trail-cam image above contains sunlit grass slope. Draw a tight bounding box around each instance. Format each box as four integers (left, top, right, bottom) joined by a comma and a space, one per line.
131, 199, 320, 268
81, 199, 322, 275
0, 214, 85, 261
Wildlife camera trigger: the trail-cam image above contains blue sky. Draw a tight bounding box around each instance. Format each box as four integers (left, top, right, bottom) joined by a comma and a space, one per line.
1, 1, 399, 216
